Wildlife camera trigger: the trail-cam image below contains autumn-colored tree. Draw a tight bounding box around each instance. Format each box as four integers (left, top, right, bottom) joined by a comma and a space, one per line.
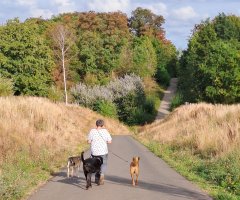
78, 11, 129, 37
129, 7, 165, 41
76, 11, 130, 84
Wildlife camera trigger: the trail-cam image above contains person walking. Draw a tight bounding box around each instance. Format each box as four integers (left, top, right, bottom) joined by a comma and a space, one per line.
87, 119, 112, 185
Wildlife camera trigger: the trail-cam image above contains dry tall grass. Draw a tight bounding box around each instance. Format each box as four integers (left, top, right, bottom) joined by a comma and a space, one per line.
0, 96, 130, 165
139, 103, 240, 157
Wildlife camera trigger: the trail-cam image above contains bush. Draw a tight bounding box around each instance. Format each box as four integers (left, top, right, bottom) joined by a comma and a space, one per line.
0, 77, 14, 96
93, 100, 117, 118
71, 74, 144, 106
47, 86, 63, 102
155, 66, 170, 87
71, 74, 160, 125
170, 92, 184, 111
115, 92, 157, 125
115, 91, 144, 125
71, 74, 154, 125
130, 97, 156, 125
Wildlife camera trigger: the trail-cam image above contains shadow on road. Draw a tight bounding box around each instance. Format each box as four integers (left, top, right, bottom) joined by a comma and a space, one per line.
105, 175, 210, 200
51, 171, 100, 190
40, 170, 210, 199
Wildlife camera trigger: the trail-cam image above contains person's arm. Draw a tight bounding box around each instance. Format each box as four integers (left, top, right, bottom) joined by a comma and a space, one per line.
87, 130, 93, 144
106, 130, 112, 144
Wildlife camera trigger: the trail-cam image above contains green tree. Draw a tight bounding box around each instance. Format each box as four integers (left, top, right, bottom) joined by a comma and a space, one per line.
0, 19, 54, 96
179, 14, 240, 103
132, 36, 157, 78
198, 40, 240, 103
214, 13, 240, 40
115, 41, 134, 76
152, 38, 177, 86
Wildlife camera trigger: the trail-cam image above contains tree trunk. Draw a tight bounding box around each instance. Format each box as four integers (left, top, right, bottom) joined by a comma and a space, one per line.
62, 49, 68, 105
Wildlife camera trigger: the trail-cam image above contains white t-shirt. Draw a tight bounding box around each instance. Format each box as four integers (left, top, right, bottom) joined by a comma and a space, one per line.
87, 128, 112, 156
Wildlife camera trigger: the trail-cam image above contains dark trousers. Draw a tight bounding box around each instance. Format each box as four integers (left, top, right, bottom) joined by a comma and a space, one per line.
91, 154, 108, 182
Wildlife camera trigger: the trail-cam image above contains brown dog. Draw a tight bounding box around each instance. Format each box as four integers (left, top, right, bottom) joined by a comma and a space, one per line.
67, 156, 81, 178
130, 156, 140, 186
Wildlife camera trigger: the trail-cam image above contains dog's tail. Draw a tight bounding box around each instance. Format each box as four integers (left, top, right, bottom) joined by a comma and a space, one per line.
81, 151, 85, 164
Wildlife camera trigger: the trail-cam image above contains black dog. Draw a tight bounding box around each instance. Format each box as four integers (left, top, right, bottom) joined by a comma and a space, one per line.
81, 151, 103, 189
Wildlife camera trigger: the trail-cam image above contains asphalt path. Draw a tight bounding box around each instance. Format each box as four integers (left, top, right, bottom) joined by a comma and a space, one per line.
156, 78, 178, 120
28, 136, 212, 200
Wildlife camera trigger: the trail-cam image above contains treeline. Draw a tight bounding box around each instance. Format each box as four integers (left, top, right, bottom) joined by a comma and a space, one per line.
0, 8, 177, 124
178, 13, 240, 105
0, 8, 176, 95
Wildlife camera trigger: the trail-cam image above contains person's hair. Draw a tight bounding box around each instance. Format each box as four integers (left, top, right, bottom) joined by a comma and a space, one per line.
96, 119, 104, 127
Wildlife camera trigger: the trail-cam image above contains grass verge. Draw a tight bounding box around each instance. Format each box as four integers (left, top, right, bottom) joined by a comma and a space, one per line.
0, 143, 88, 200
136, 138, 240, 200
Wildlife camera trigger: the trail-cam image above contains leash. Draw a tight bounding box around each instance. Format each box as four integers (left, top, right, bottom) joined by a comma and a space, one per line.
96, 129, 129, 163
109, 150, 129, 163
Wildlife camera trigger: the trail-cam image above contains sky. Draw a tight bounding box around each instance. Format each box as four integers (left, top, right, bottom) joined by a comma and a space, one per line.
0, 0, 239, 49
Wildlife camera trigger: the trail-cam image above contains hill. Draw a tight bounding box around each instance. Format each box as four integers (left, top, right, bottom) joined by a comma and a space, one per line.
138, 103, 240, 199
0, 96, 130, 199
140, 103, 240, 156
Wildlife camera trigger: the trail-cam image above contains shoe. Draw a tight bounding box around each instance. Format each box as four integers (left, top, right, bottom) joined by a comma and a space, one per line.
99, 175, 104, 185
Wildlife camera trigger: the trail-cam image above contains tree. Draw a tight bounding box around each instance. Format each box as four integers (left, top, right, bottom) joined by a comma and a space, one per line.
179, 14, 240, 103
76, 11, 130, 84
152, 38, 177, 86
132, 36, 157, 78
51, 24, 76, 104
0, 18, 54, 96
129, 7, 165, 40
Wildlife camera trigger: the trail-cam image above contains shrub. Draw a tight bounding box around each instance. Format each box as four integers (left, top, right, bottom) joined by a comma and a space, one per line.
125, 97, 157, 125
71, 83, 114, 108
71, 74, 151, 124
155, 66, 170, 87
47, 86, 63, 102
93, 100, 118, 118
71, 74, 160, 125
71, 74, 144, 107
83, 73, 99, 86
170, 92, 184, 111
115, 91, 144, 125
0, 76, 14, 96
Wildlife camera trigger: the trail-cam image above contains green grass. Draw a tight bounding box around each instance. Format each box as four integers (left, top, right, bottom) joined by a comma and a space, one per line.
139, 140, 240, 200
0, 151, 49, 200
0, 143, 88, 200
170, 92, 184, 111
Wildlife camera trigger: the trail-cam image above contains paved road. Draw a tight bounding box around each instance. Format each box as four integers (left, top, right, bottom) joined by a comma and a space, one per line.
28, 136, 212, 200
156, 78, 178, 120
